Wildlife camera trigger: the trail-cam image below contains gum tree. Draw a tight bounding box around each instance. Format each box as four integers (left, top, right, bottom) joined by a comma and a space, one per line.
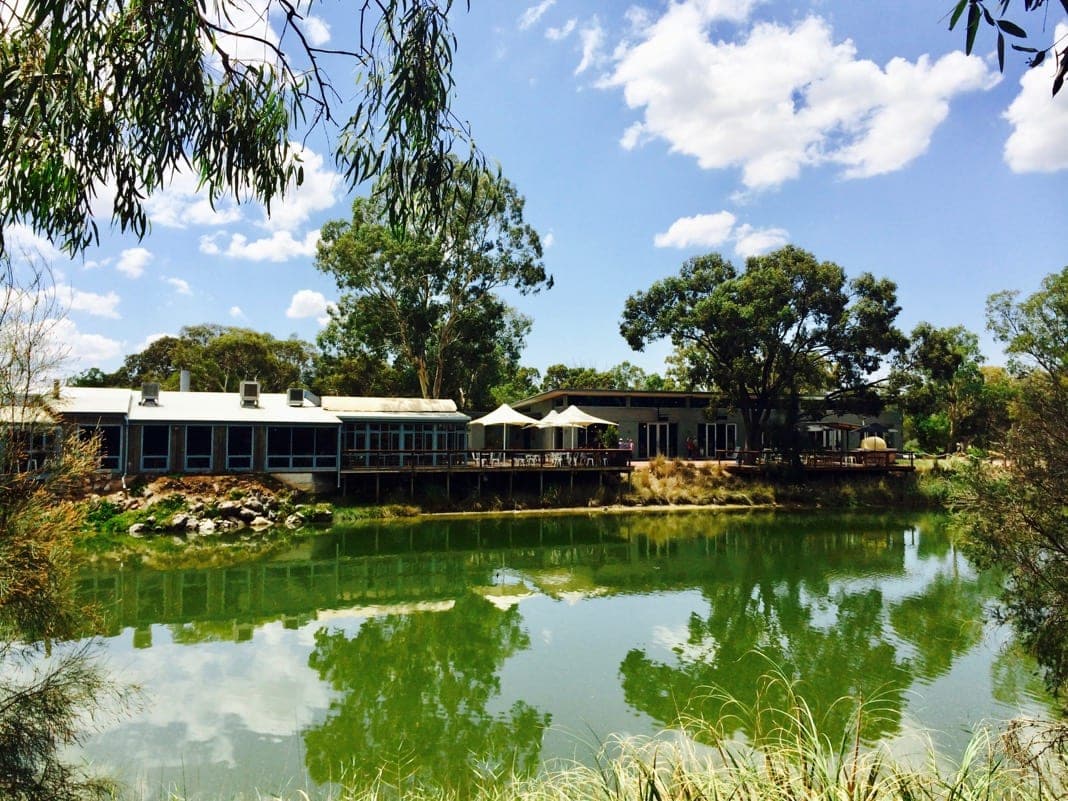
620, 246, 904, 451
0, 0, 477, 256
315, 163, 551, 403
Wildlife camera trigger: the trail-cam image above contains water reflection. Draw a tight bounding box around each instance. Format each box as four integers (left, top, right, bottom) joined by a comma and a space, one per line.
72, 511, 1056, 796
305, 592, 549, 789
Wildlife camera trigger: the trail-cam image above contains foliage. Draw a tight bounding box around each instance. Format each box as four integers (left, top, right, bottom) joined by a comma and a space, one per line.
955, 265, 1068, 702
946, 1, 1067, 93
72, 323, 317, 392
315, 163, 550, 404
539, 361, 670, 392
890, 323, 1001, 453
620, 246, 904, 450
0, 0, 479, 257
1, 258, 129, 799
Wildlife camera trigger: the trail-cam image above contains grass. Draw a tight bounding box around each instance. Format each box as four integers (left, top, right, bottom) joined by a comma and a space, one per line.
144, 677, 1067, 801
624, 455, 953, 510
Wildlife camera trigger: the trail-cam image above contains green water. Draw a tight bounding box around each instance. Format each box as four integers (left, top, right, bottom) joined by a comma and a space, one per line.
75, 511, 1054, 798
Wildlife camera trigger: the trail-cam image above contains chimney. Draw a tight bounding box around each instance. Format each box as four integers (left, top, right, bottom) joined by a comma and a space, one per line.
52, 379, 60, 399
180, 369, 191, 392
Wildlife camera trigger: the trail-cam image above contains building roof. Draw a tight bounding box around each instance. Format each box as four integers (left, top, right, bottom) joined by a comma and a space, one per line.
45, 387, 468, 425
128, 391, 341, 425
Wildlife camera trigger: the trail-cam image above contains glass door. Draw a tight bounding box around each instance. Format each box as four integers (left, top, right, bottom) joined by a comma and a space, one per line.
646, 422, 670, 457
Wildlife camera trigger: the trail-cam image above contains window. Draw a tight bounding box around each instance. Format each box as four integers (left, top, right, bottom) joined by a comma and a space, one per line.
185, 426, 213, 471
266, 426, 337, 470
227, 426, 254, 471
78, 425, 122, 470
141, 425, 170, 471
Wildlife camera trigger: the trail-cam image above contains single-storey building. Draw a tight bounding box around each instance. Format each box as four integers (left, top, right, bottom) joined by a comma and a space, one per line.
509, 389, 901, 460
42, 383, 470, 487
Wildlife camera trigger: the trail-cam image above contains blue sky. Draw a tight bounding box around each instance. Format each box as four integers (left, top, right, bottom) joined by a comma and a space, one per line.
9, 0, 1068, 383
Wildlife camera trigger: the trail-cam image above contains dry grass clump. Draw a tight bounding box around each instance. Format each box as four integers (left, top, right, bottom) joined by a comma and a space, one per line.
628, 457, 774, 507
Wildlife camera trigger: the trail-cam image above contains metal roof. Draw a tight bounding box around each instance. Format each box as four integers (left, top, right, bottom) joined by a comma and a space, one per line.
46, 387, 468, 425
128, 391, 341, 425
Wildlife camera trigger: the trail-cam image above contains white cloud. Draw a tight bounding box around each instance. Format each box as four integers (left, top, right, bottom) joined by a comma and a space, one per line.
575, 18, 606, 75
3, 223, 65, 263
143, 170, 243, 228
210, 229, 320, 262
51, 318, 122, 368
260, 145, 342, 232
116, 247, 152, 278
285, 289, 334, 325
546, 19, 576, 41
732, 223, 789, 257
654, 210, 788, 257
59, 286, 121, 319
542, 231, 555, 248
604, 6, 998, 189
519, 0, 555, 30
164, 276, 193, 296
654, 211, 736, 248
1003, 23, 1068, 173
303, 15, 331, 46
229, 306, 245, 319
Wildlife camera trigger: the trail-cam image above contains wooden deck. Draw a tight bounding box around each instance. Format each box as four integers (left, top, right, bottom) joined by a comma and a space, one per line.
338, 448, 634, 501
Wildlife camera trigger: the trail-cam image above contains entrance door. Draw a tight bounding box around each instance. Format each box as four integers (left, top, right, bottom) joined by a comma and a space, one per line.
646, 422, 670, 457
714, 423, 737, 457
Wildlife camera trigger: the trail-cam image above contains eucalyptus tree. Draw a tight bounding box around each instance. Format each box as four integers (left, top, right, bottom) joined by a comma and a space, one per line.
0, 0, 477, 256
890, 323, 988, 453
620, 246, 904, 451
315, 164, 551, 403
956, 266, 1068, 701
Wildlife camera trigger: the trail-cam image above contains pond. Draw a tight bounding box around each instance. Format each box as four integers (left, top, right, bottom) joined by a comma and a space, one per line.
73, 510, 1053, 799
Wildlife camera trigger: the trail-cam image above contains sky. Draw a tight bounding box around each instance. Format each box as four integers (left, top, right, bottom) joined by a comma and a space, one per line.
7, 0, 1068, 384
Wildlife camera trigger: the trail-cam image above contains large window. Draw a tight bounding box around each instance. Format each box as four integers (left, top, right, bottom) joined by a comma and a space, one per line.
341, 422, 467, 467
78, 424, 122, 470
266, 426, 337, 470
227, 426, 254, 471
185, 426, 213, 471
141, 425, 170, 471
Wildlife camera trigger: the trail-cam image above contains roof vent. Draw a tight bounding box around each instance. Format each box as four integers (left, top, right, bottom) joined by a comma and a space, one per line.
240, 380, 260, 408
140, 382, 160, 406
287, 388, 305, 407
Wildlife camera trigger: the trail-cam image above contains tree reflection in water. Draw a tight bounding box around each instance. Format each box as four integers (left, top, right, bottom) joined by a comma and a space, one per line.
619, 521, 919, 747
303, 591, 549, 791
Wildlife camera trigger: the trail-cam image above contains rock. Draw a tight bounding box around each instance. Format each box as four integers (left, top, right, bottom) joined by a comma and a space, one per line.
170, 513, 189, 530
185, 516, 200, 531
189, 501, 205, 514
217, 500, 240, 516
197, 519, 216, 535
145, 514, 156, 525
284, 512, 305, 529
129, 523, 147, 537
238, 507, 258, 522
243, 497, 264, 513
250, 515, 272, 529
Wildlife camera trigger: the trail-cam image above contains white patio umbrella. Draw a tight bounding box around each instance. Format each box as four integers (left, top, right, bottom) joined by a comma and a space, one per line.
468, 403, 538, 449
555, 405, 617, 448
530, 408, 578, 449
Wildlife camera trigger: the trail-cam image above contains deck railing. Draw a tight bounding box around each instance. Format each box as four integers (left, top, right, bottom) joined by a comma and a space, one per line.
341, 448, 633, 470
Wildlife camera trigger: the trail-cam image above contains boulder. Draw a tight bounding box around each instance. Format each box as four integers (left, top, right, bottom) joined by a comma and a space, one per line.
197, 519, 216, 535
250, 515, 272, 529
128, 523, 148, 537
170, 513, 189, 530
284, 512, 305, 530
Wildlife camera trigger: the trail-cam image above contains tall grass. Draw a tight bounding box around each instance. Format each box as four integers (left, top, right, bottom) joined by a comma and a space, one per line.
164, 678, 1065, 801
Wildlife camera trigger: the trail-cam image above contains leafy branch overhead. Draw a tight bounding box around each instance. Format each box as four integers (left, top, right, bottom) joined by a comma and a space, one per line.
0, 0, 479, 257
947, 0, 1068, 93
